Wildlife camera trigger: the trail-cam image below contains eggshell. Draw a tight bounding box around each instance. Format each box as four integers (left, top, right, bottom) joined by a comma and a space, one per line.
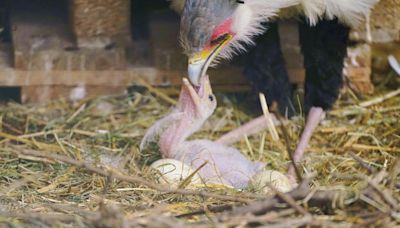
150, 159, 202, 188
250, 170, 293, 194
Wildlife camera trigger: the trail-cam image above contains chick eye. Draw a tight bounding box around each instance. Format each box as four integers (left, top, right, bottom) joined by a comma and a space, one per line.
208, 95, 214, 102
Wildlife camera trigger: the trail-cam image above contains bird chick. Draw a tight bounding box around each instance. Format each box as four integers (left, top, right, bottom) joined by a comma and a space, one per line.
141, 76, 264, 189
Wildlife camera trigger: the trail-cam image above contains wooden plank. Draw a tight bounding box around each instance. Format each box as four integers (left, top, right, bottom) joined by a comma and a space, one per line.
21, 85, 127, 103
15, 66, 251, 103
0, 67, 249, 87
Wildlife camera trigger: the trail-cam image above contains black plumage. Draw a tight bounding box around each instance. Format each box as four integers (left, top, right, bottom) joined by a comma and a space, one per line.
244, 18, 350, 115
300, 18, 350, 112
174, 0, 377, 183
244, 22, 293, 115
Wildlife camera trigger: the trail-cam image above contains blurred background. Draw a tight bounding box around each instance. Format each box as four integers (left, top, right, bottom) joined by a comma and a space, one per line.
0, 0, 399, 104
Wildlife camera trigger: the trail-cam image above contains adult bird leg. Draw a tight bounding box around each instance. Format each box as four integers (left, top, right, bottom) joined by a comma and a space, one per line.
216, 107, 325, 184
287, 106, 325, 183
216, 114, 279, 146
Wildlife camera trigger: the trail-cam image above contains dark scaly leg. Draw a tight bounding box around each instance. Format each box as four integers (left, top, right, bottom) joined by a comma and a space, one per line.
288, 18, 350, 183
244, 22, 293, 116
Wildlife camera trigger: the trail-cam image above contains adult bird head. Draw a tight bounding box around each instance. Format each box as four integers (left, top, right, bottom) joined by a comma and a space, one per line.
179, 0, 297, 86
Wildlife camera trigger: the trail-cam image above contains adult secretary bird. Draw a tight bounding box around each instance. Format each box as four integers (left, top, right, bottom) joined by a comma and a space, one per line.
170, 0, 378, 182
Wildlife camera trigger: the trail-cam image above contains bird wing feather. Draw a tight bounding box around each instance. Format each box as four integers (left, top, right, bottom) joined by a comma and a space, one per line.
301, 0, 379, 26
169, 0, 378, 26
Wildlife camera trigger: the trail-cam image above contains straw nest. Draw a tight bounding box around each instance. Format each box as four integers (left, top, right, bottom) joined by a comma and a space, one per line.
0, 82, 399, 227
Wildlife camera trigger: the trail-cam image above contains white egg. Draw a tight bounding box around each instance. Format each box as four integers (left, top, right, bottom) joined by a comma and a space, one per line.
250, 170, 293, 194
150, 159, 202, 188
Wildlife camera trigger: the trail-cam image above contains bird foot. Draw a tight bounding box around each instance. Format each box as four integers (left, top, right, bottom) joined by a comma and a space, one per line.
286, 106, 325, 183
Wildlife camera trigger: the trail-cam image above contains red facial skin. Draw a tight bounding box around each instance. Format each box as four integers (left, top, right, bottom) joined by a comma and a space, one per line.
211, 18, 233, 40
204, 18, 234, 50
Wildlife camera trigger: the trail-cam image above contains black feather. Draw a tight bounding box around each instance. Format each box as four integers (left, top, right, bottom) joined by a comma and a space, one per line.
244, 22, 293, 116
243, 19, 350, 115
299, 18, 350, 113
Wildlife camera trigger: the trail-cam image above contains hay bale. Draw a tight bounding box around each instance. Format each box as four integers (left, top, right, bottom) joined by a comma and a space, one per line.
70, 0, 130, 46
351, 0, 400, 43
9, 0, 127, 70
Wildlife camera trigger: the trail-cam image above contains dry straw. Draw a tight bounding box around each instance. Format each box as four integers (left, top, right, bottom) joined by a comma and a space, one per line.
0, 82, 399, 227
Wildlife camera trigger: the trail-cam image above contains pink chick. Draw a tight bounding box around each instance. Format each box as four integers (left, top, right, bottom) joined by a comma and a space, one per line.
140, 76, 264, 189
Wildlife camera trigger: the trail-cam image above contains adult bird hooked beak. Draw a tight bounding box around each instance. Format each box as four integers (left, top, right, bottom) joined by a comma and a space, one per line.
180, 0, 299, 87
179, 0, 243, 86
188, 33, 233, 86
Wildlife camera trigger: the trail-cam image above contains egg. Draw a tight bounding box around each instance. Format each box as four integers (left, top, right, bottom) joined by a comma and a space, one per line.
250, 170, 294, 194
150, 159, 202, 188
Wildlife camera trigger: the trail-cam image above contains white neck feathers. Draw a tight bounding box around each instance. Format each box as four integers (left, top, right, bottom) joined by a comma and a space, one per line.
215, 0, 378, 62
217, 0, 298, 61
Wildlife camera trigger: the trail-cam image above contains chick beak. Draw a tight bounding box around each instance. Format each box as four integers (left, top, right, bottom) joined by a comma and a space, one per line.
201, 74, 213, 97
187, 34, 233, 86
182, 77, 201, 108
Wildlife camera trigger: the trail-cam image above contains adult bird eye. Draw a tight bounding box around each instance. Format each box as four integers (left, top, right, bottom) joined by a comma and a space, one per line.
208, 95, 214, 102
210, 33, 228, 46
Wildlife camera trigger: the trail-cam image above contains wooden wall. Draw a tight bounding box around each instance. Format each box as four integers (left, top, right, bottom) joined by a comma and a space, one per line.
0, 0, 398, 103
